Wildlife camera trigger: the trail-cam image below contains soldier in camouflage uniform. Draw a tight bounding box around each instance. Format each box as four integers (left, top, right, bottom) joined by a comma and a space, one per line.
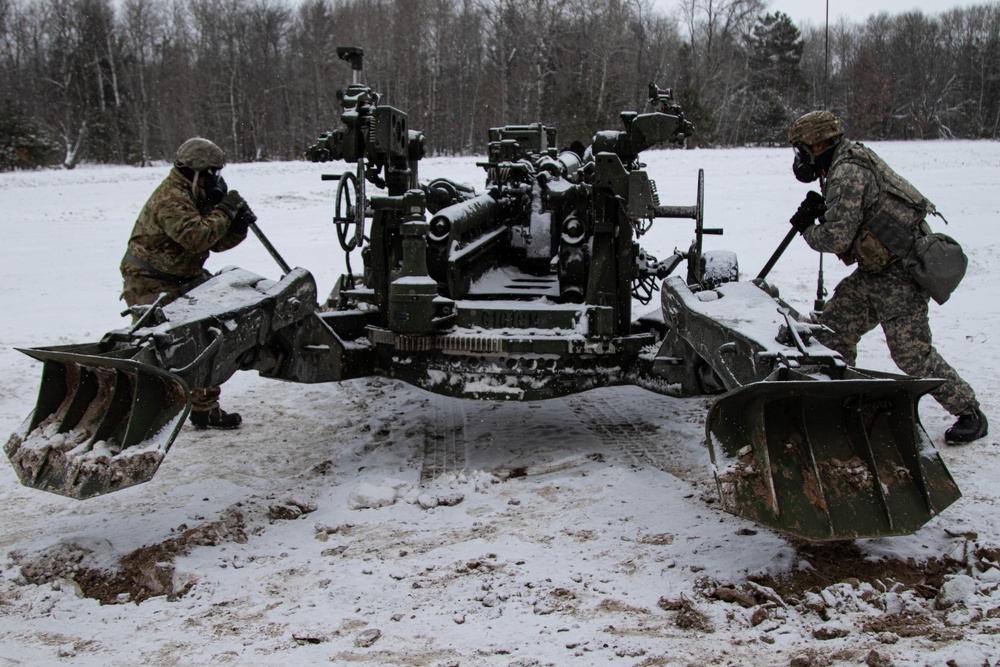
787, 111, 987, 444
121, 137, 255, 430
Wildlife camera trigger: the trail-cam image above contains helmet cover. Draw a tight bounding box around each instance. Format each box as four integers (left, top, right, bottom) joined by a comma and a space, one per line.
788, 111, 844, 146
174, 137, 226, 171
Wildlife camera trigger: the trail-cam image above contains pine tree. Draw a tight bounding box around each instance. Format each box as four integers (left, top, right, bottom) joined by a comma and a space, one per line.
748, 11, 806, 94
743, 11, 807, 144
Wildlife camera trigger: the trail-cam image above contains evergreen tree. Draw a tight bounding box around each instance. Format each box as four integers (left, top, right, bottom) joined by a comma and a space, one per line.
743, 11, 806, 144
748, 11, 806, 94
0, 102, 60, 170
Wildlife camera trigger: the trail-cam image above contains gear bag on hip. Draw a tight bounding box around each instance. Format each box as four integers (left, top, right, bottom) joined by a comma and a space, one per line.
906, 231, 967, 305
866, 209, 967, 305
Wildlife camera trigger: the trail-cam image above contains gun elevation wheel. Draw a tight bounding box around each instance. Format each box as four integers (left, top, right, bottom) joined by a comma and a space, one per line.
334, 170, 363, 251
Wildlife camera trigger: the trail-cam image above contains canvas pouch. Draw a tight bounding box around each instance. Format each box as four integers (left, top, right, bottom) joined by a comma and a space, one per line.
865, 208, 967, 304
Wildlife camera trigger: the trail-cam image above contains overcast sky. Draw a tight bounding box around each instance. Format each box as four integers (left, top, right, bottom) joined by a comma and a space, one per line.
764, 0, 967, 26
657, 0, 970, 28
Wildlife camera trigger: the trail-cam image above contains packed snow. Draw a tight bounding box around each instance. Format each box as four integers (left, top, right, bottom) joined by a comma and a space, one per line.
1, 141, 999, 666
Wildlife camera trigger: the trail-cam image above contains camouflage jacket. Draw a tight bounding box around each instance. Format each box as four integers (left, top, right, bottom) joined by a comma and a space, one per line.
802, 141, 935, 271
121, 167, 246, 284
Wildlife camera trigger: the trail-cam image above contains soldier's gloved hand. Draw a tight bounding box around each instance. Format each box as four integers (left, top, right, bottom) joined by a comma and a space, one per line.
230, 204, 256, 235
789, 190, 826, 233
802, 189, 826, 217
204, 174, 228, 208
216, 190, 247, 222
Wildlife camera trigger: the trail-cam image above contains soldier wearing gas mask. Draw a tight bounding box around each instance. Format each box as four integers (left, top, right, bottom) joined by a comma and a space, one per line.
787, 111, 987, 444
120, 137, 256, 430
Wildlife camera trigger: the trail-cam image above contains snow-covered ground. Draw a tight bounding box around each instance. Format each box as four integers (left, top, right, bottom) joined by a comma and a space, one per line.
1, 141, 998, 667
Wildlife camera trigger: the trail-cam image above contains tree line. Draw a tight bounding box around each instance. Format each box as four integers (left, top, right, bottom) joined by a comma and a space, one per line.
1, 0, 998, 170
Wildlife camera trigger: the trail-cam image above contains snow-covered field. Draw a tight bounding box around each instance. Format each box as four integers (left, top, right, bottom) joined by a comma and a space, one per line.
1, 141, 998, 667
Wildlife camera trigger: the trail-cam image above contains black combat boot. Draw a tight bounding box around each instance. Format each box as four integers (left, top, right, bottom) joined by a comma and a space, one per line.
190, 407, 242, 430
945, 408, 988, 444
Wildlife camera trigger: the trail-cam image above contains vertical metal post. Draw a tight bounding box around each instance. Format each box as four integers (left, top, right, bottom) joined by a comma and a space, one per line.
824, 0, 830, 109
816, 0, 832, 316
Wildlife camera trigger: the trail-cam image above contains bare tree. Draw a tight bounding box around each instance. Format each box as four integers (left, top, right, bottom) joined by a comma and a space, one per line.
678, 0, 764, 144
121, 0, 160, 164
4, 0, 1000, 169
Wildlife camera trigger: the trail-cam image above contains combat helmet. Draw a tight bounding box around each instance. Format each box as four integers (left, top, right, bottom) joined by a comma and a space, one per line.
788, 111, 843, 147
174, 137, 226, 171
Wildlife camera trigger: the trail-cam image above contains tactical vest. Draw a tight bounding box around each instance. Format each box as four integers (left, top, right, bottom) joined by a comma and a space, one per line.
830, 143, 936, 271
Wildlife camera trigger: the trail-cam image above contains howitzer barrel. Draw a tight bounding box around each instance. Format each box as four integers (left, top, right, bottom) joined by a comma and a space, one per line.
427, 193, 501, 243
537, 151, 583, 180
426, 193, 506, 299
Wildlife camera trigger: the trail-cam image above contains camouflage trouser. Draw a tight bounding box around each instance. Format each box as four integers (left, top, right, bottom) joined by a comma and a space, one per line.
817, 262, 978, 416
122, 273, 221, 413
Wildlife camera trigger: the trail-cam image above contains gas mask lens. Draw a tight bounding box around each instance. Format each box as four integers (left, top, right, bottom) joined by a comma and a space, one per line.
792, 143, 820, 183
204, 171, 228, 207
793, 143, 814, 165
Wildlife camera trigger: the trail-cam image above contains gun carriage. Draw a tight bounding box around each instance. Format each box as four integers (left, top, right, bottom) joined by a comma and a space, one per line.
5, 47, 960, 541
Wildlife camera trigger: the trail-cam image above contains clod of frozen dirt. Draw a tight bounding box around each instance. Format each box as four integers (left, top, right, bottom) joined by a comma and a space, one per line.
354, 628, 381, 648
935, 574, 977, 609
473, 472, 501, 492
750, 606, 772, 626
811, 620, 851, 639
268, 497, 318, 521
657, 596, 683, 611
944, 605, 982, 626
417, 493, 439, 509
865, 649, 892, 667
348, 481, 410, 509
292, 630, 328, 644
668, 595, 713, 632
713, 585, 757, 607
747, 580, 787, 608
51, 577, 84, 598
437, 492, 464, 506
415, 491, 465, 509
314, 521, 339, 537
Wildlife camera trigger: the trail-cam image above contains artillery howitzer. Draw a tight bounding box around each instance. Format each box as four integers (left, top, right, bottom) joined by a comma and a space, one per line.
5, 48, 959, 541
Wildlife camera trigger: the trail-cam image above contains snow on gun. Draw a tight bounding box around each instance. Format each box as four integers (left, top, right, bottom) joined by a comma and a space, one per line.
5, 49, 959, 541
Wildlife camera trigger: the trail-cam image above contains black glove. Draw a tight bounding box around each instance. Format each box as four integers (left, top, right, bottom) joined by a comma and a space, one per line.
216, 189, 247, 222
789, 190, 826, 233
204, 174, 228, 207
230, 204, 256, 235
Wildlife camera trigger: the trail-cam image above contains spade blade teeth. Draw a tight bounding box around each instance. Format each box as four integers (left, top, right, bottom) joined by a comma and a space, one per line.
5, 346, 190, 499
707, 373, 960, 541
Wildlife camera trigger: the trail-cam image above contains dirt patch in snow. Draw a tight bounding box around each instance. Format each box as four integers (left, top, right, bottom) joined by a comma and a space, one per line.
755, 540, 966, 602
10, 503, 256, 604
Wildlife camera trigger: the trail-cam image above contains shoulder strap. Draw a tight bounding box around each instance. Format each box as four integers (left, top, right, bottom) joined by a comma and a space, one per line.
853, 143, 938, 219
839, 143, 934, 262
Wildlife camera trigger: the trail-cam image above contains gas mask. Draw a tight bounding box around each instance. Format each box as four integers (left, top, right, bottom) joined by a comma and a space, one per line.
204, 170, 228, 208
792, 141, 837, 183
792, 144, 819, 183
